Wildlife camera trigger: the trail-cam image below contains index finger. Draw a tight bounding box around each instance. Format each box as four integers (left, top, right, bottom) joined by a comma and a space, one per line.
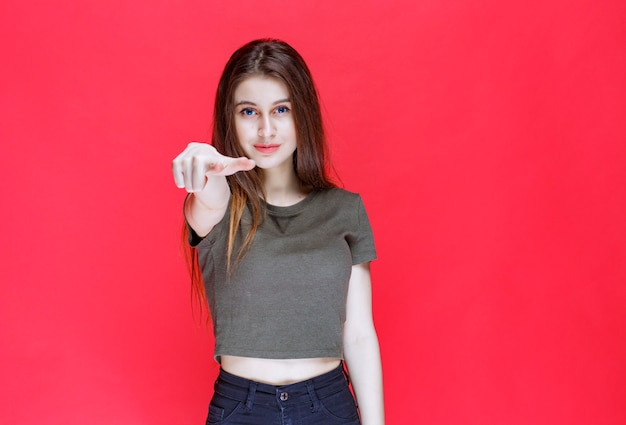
218, 157, 256, 176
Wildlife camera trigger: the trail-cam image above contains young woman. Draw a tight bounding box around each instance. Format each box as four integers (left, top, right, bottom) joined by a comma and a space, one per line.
172, 39, 384, 425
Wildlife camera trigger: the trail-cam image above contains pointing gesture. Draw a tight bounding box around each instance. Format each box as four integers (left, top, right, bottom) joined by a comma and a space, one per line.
172, 142, 256, 193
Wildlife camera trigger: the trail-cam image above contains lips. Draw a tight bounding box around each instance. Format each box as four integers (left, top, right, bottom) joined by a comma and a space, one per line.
254, 144, 280, 154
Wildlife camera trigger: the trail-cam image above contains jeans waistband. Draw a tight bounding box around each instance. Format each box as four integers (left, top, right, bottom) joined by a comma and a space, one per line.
214, 361, 350, 407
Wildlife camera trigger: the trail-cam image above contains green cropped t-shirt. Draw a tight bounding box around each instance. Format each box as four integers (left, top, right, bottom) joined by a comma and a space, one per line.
189, 188, 377, 361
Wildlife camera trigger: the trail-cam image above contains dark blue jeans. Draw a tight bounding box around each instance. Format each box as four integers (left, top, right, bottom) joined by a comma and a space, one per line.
206, 362, 361, 424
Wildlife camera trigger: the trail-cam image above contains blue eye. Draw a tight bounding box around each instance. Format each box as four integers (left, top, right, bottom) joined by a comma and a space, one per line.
275, 106, 289, 114
241, 108, 256, 116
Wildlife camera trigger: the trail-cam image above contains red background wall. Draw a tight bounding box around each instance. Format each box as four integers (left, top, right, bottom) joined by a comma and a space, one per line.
1, 1, 625, 424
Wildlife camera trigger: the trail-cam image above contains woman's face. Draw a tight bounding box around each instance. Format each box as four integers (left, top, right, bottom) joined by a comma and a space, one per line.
233, 76, 297, 173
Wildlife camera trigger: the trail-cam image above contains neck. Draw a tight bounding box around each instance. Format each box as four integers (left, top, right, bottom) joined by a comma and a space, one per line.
261, 167, 308, 207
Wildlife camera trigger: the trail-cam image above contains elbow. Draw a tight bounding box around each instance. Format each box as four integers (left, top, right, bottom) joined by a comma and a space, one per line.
343, 323, 379, 352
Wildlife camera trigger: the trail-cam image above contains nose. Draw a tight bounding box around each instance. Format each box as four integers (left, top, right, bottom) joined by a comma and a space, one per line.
258, 115, 275, 140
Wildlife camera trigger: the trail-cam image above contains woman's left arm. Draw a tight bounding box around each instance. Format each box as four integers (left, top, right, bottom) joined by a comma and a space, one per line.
343, 262, 385, 425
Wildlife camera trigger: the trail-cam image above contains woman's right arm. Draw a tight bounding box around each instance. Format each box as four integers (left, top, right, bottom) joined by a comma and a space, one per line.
172, 142, 255, 237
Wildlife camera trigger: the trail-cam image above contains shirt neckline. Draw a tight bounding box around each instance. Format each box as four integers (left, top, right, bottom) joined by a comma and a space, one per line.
262, 189, 323, 217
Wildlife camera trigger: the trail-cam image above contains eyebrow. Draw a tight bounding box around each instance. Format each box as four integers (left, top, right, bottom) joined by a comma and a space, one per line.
234, 98, 291, 107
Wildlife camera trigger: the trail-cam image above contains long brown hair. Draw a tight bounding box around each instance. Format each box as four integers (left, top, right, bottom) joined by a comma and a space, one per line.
184, 39, 337, 304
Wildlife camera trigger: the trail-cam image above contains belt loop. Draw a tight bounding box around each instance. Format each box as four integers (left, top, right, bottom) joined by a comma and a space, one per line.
245, 381, 257, 410
306, 381, 320, 413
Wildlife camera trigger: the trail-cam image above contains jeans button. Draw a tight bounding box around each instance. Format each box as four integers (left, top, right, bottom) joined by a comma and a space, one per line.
280, 392, 289, 401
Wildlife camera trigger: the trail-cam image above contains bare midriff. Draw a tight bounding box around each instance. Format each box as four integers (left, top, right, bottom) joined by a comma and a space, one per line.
220, 356, 342, 385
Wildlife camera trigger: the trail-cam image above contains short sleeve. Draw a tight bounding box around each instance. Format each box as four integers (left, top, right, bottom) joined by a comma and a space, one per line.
346, 196, 377, 265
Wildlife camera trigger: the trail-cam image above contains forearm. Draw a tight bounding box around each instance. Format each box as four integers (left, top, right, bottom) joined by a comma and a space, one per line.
344, 331, 385, 425
184, 175, 230, 236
